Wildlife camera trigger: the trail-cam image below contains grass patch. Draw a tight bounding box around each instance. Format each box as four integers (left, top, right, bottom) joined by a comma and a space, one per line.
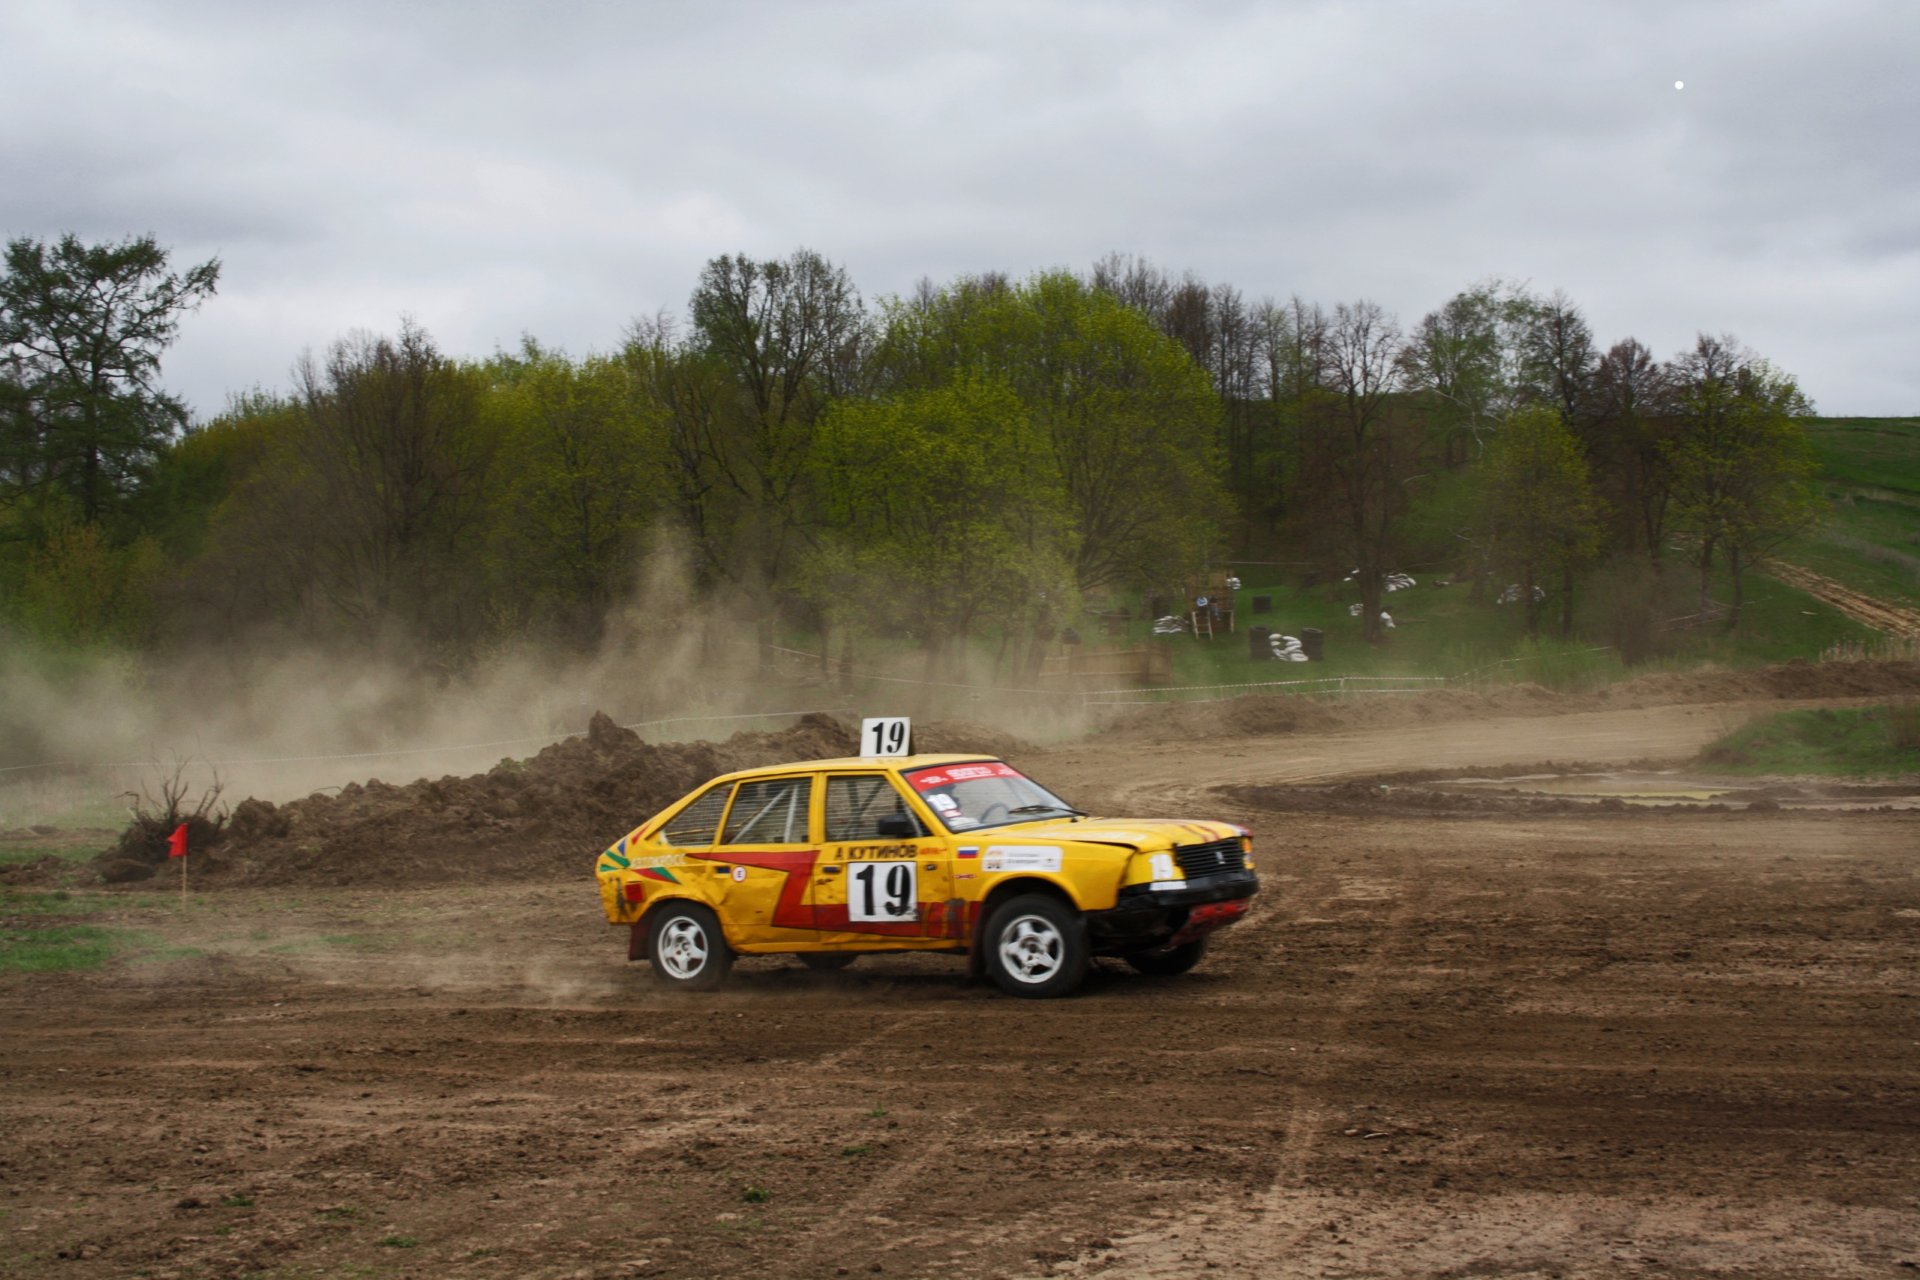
1, 889, 163, 915
1788, 417, 1920, 611
0, 924, 126, 972
0, 836, 116, 868
0, 895, 194, 972
1697, 704, 1920, 777
376, 1234, 418, 1248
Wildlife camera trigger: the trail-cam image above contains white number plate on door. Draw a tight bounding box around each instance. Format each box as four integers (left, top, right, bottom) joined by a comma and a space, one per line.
847, 861, 919, 922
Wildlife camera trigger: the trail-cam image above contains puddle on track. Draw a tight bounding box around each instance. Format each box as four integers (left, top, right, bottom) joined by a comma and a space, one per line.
1435, 770, 1920, 809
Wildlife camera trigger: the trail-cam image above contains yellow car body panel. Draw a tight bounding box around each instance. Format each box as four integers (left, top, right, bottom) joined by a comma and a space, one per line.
593, 754, 1258, 963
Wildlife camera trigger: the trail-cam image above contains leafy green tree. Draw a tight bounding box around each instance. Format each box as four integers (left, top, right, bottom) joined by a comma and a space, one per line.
1480, 405, 1605, 637
1397, 285, 1506, 468
808, 375, 1072, 672
0, 234, 219, 523
485, 341, 663, 646
873, 272, 1224, 594
15, 513, 164, 646
1665, 335, 1817, 626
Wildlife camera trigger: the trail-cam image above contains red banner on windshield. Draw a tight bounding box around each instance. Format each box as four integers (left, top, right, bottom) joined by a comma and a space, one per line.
904, 762, 1020, 791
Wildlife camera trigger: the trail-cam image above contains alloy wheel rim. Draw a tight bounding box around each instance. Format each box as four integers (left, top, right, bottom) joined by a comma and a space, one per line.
659, 917, 709, 979
998, 914, 1064, 983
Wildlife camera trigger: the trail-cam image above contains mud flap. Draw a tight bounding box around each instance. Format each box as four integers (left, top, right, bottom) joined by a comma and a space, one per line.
963, 901, 987, 979
628, 920, 648, 962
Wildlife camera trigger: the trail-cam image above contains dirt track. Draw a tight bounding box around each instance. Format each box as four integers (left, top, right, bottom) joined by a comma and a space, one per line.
4, 692, 1919, 1279
1763, 561, 1920, 637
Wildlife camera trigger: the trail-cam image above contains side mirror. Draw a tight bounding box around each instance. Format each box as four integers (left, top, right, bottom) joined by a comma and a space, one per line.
875, 814, 917, 838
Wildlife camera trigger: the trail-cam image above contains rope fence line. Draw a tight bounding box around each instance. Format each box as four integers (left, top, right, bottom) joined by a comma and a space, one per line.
1, 646, 1626, 780
1449, 646, 1617, 681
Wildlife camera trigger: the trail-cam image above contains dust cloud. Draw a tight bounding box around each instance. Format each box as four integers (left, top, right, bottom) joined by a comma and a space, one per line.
1, 543, 1098, 827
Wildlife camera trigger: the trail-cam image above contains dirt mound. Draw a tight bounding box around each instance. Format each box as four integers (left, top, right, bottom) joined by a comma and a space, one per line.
1601, 657, 1920, 703
910, 719, 1034, 759
118, 712, 862, 890
1102, 659, 1920, 744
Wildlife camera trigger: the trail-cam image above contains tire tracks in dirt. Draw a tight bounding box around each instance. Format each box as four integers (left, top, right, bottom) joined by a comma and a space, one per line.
1051, 875, 1432, 1278
1765, 560, 1920, 636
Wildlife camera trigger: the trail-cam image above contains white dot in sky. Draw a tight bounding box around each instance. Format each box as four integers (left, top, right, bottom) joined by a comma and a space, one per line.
1674, 80, 1685, 90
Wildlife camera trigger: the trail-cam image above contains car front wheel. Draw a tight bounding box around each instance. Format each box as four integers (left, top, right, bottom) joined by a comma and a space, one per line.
983, 893, 1088, 998
648, 902, 733, 991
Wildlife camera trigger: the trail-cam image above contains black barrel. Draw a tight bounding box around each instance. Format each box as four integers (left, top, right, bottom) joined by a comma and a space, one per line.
1248, 625, 1272, 661
1299, 627, 1324, 661
1252, 594, 1272, 614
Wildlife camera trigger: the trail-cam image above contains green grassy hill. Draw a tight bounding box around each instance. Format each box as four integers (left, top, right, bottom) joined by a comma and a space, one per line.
1786, 417, 1920, 611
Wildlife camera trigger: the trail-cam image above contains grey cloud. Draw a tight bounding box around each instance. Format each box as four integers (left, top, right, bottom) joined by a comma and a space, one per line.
3, 0, 1915, 414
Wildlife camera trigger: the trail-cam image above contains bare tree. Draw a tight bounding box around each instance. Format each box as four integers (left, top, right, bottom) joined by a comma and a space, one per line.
1300, 300, 1412, 643
687, 249, 867, 588
1588, 337, 1676, 559
268, 319, 494, 648
1514, 288, 1598, 424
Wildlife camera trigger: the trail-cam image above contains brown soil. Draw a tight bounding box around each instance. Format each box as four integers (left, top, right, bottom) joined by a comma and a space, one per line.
3, 664, 1919, 1279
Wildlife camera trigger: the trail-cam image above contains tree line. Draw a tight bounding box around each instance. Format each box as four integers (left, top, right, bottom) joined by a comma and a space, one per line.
1, 234, 1817, 670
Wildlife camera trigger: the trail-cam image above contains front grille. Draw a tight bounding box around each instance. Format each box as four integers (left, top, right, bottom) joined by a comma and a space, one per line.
1174, 838, 1245, 878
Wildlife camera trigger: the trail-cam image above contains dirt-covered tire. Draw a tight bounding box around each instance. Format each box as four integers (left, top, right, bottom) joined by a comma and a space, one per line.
797, 952, 858, 972
982, 893, 1088, 998
1124, 937, 1208, 977
647, 902, 733, 991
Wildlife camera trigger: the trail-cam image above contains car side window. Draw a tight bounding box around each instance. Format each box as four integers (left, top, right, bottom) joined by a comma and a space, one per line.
660, 784, 730, 847
825, 775, 927, 841
721, 778, 811, 845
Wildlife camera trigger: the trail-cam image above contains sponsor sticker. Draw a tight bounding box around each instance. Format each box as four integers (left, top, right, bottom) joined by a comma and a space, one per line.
905, 762, 1021, 792
982, 845, 1063, 873
731, 865, 747, 882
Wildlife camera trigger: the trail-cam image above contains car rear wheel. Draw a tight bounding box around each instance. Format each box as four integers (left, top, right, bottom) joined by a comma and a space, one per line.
797, 952, 858, 972
983, 893, 1087, 998
648, 902, 733, 991
1124, 937, 1208, 977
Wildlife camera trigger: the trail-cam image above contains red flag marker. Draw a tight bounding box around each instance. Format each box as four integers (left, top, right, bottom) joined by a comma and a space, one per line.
167, 823, 189, 858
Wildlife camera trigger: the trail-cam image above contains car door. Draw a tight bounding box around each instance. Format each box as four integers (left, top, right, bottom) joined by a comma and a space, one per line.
702, 774, 823, 949
814, 773, 956, 946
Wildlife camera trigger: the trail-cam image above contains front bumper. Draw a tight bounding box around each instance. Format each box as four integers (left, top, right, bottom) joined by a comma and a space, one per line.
1086, 870, 1259, 951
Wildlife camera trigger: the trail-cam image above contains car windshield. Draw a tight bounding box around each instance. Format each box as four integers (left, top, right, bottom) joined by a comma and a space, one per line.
899, 761, 1082, 832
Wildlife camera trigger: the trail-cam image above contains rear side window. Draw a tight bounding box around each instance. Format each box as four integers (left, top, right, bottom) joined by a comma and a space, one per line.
660, 785, 730, 847
722, 778, 812, 845
825, 775, 925, 841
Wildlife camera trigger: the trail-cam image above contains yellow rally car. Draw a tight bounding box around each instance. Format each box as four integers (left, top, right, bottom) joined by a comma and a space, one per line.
593, 752, 1258, 998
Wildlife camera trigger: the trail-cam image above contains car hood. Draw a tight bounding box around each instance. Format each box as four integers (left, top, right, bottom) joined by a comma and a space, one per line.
966, 816, 1244, 851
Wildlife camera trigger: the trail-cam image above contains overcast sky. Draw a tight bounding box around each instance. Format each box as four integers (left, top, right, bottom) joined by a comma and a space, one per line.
4, 0, 1915, 416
